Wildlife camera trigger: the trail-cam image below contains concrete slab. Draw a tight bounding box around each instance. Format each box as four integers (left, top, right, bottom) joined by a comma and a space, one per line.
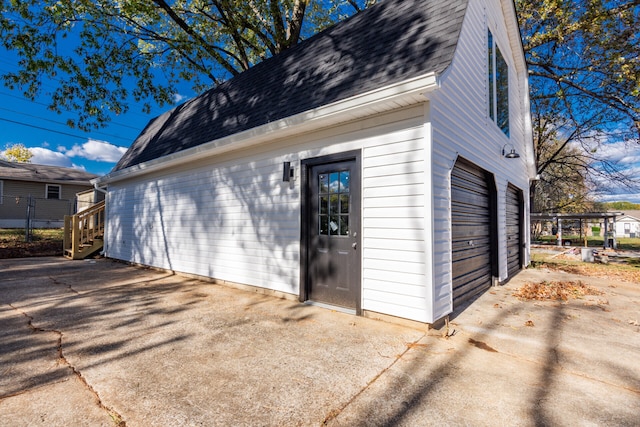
1, 257, 639, 426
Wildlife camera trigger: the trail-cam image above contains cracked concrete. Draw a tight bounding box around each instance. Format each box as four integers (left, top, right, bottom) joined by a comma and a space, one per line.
5, 297, 126, 426
1, 256, 639, 426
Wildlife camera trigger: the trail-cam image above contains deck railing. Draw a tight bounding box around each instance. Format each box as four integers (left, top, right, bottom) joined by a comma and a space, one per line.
63, 200, 105, 259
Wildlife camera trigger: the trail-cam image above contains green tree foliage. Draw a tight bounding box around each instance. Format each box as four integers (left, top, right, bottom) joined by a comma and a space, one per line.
0, 0, 375, 131
2, 0, 637, 212
2, 143, 33, 162
518, 0, 640, 212
604, 201, 640, 210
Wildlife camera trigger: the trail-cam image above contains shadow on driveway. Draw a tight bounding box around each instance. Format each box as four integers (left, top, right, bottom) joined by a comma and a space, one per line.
1, 257, 638, 426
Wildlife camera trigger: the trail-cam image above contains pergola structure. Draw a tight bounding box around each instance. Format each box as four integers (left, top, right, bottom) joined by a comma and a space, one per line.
530, 212, 623, 248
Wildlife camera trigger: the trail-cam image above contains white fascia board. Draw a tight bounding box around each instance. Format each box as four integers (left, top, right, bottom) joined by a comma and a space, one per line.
94, 72, 440, 186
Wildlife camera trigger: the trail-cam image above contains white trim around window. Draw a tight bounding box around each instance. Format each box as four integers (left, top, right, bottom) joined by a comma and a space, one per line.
46, 184, 61, 200
487, 28, 510, 137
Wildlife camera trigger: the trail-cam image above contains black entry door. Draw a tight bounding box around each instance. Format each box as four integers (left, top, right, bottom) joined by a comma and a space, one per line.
306, 159, 361, 310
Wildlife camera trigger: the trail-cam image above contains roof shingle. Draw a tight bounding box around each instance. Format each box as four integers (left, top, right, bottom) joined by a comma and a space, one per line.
0, 160, 98, 183
115, 0, 468, 171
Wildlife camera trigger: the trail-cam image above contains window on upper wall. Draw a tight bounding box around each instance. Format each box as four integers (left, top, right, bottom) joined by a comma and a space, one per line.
46, 184, 61, 200
488, 29, 510, 137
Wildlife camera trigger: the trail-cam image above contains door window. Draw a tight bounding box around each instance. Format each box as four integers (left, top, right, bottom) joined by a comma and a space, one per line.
318, 171, 350, 236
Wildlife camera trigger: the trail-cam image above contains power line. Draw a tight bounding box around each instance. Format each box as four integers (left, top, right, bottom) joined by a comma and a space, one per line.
0, 90, 146, 131
0, 106, 131, 142
0, 116, 129, 146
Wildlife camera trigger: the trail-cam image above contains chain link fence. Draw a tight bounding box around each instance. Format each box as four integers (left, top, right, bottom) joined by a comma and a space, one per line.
0, 194, 75, 241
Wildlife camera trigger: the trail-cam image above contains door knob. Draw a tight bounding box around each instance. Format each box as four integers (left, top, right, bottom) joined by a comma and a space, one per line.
352, 242, 357, 249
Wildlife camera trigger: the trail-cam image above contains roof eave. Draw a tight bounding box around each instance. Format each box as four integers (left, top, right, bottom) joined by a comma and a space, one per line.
1, 176, 96, 186
95, 72, 440, 186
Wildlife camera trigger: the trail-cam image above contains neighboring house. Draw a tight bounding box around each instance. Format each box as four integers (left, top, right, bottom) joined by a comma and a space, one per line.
0, 160, 98, 228
613, 211, 640, 238
94, 0, 535, 324
76, 188, 106, 213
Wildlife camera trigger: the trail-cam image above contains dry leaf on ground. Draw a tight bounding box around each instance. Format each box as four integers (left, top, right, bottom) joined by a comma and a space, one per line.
535, 261, 640, 283
513, 280, 603, 301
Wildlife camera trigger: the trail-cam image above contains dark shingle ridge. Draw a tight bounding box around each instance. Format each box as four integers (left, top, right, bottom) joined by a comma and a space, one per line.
115, 0, 468, 171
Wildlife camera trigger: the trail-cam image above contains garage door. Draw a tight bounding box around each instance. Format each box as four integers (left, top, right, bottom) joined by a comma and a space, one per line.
451, 158, 496, 307
506, 183, 523, 278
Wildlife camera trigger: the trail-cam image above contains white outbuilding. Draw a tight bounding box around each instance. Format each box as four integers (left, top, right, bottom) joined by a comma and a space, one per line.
94, 0, 535, 325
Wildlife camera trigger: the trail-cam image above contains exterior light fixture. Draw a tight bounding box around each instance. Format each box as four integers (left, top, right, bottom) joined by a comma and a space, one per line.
502, 144, 520, 159
283, 161, 295, 182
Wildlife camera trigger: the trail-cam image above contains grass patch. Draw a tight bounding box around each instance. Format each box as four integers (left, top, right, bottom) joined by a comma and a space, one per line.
534, 236, 640, 250
0, 228, 64, 241
530, 251, 640, 283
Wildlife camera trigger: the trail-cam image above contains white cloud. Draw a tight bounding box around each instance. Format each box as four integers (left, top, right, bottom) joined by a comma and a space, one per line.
62, 139, 127, 163
173, 93, 187, 103
30, 147, 74, 168
589, 140, 640, 165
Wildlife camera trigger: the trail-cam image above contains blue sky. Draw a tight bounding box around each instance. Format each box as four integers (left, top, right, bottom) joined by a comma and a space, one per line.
0, 47, 195, 176
1, 64, 638, 202
589, 139, 640, 203
0, 11, 638, 202
0, 21, 200, 176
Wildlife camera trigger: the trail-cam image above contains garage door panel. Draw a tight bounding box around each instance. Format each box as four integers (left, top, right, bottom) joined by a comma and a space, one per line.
451, 158, 495, 308
452, 257, 492, 279
452, 272, 492, 301
506, 184, 523, 278
452, 224, 491, 238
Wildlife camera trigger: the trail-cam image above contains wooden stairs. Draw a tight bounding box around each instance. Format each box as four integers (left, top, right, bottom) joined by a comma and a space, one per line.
63, 200, 105, 260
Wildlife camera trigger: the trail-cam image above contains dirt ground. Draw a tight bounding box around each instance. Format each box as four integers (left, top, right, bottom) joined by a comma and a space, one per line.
0, 240, 62, 258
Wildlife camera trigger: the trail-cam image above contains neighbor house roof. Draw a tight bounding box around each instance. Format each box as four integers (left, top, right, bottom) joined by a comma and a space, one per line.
0, 160, 98, 185
114, 0, 468, 172
618, 210, 640, 222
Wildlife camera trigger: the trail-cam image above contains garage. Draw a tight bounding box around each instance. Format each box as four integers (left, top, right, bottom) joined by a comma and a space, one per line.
506, 183, 524, 278
451, 157, 497, 307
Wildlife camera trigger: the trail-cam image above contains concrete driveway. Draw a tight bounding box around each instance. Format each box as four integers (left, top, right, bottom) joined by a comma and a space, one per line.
1, 257, 638, 426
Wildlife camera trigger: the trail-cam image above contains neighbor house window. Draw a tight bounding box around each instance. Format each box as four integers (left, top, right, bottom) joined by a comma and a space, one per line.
488, 29, 510, 136
624, 223, 631, 233
46, 184, 61, 200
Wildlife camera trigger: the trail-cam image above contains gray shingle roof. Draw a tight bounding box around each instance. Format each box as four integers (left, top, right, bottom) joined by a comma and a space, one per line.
617, 210, 640, 221
0, 160, 98, 183
115, 0, 468, 171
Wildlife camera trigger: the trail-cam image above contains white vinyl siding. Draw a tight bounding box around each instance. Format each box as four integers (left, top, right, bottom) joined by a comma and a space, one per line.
428, 0, 531, 320
362, 124, 427, 321
614, 216, 640, 237
107, 158, 300, 294
106, 106, 431, 322
103, 0, 532, 325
